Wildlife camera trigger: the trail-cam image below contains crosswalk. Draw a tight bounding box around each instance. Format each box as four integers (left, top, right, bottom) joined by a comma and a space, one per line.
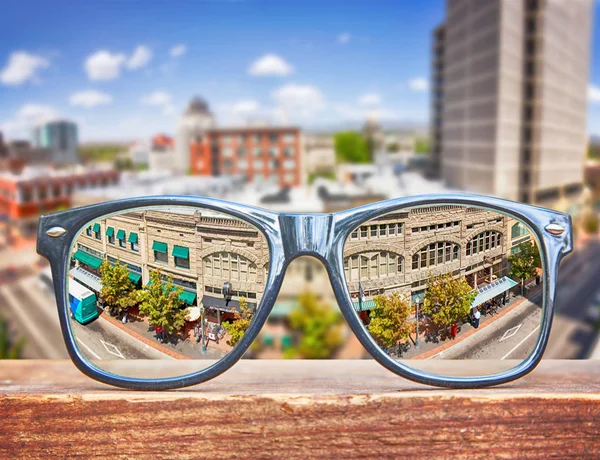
0, 277, 68, 359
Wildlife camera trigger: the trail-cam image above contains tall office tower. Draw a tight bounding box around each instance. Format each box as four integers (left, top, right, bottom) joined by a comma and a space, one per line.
432, 0, 593, 207
32, 120, 79, 166
175, 98, 216, 173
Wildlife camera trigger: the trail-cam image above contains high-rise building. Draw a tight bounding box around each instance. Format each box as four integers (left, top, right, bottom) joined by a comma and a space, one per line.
32, 120, 79, 166
175, 98, 216, 173
432, 0, 593, 207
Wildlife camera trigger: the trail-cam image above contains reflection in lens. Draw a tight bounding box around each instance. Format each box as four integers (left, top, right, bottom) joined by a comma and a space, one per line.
343, 205, 544, 377
67, 206, 270, 379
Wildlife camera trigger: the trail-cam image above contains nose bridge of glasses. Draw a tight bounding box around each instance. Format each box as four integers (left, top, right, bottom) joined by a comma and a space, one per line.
278, 214, 334, 259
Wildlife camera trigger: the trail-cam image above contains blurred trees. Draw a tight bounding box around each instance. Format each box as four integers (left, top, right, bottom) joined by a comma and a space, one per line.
367, 292, 414, 352
286, 292, 344, 359
583, 213, 599, 234
334, 131, 370, 163
415, 137, 430, 154
0, 314, 24, 359
422, 273, 475, 331
222, 297, 252, 347
99, 260, 137, 316
137, 269, 186, 340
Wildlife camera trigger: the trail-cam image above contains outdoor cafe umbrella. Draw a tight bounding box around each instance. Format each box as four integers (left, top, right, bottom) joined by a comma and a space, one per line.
184, 303, 202, 322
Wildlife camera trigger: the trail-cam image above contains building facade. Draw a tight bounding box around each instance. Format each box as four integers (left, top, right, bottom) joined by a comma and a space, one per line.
190, 126, 303, 188
32, 120, 79, 166
175, 98, 216, 173
0, 167, 120, 239
432, 0, 593, 207
72, 209, 270, 324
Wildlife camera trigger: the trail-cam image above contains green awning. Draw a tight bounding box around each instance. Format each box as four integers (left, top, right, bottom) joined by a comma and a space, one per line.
92, 223, 100, 232
116, 229, 126, 240
352, 299, 377, 312
152, 241, 168, 253
73, 250, 103, 270
172, 245, 189, 259
179, 290, 197, 305
128, 232, 138, 243
128, 272, 142, 283
106, 227, 114, 237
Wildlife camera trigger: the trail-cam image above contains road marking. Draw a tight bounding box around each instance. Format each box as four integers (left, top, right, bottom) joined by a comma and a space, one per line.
501, 324, 540, 360
100, 339, 125, 359
1, 285, 65, 359
76, 337, 102, 360
500, 323, 522, 342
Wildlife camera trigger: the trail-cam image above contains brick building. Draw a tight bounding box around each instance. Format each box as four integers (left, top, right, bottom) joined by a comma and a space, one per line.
190, 126, 303, 188
0, 167, 120, 240
72, 208, 269, 324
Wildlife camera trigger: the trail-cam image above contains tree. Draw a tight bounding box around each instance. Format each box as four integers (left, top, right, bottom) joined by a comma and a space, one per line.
367, 292, 414, 353
287, 292, 344, 359
421, 273, 476, 332
387, 142, 400, 153
334, 131, 370, 164
137, 269, 186, 340
222, 297, 253, 348
583, 213, 599, 235
508, 241, 542, 295
0, 314, 24, 359
415, 137, 430, 155
99, 260, 137, 316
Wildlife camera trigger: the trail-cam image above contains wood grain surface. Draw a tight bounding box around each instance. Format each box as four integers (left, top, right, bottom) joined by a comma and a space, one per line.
1, 360, 599, 459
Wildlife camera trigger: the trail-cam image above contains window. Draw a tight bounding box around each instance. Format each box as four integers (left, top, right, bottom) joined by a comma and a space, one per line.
412, 241, 460, 270
269, 147, 278, 157
370, 226, 377, 237
254, 159, 263, 170
203, 252, 256, 282
93, 223, 101, 240
117, 229, 126, 248
344, 252, 403, 281
173, 245, 190, 269
284, 147, 294, 157
152, 241, 168, 264
238, 147, 247, 157
269, 133, 278, 143
85, 226, 92, 237
466, 231, 502, 256
106, 227, 115, 244
511, 223, 529, 239
128, 232, 139, 252
360, 227, 368, 238
223, 147, 233, 157
379, 225, 386, 237
351, 230, 359, 240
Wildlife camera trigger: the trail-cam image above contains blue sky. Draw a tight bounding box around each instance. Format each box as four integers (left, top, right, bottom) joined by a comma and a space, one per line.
0, 0, 598, 142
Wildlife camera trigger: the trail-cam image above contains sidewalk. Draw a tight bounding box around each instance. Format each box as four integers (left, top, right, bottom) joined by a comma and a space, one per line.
101, 312, 229, 361
400, 284, 543, 360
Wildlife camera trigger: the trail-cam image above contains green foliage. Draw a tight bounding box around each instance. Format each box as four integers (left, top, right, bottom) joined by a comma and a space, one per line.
307, 170, 336, 184
222, 297, 252, 347
422, 273, 476, 329
137, 269, 186, 337
0, 314, 24, 359
287, 292, 344, 359
114, 157, 134, 171
99, 260, 137, 315
334, 131, 370, 164
367, 292, 414, 350
588, 141, 600, 160
79, 144, 126, 163
387, 142, 400, 153
583, 213, 599, 234
415, 137, 430, 155
508, 242, 541, 285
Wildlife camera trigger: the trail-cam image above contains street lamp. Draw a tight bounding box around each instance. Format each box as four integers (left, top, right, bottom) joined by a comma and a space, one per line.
414, 299, 420, 349
200, 303, 207, 355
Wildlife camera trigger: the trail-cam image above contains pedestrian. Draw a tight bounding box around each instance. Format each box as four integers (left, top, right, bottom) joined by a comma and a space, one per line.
122, 310, 128, 324
450, 322, 458, 339
473, 310, 481, 329
194, 322, 201, 343
155, 325, 163, 342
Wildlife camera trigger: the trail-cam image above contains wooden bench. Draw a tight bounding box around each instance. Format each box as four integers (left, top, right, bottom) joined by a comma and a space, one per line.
1, 360, 599, 458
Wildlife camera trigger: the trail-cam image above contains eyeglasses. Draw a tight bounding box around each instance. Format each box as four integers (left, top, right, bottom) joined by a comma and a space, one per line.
37, 194, 571, 390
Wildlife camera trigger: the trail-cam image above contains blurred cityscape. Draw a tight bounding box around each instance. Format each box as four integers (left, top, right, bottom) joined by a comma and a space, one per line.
0, 0, 599, 361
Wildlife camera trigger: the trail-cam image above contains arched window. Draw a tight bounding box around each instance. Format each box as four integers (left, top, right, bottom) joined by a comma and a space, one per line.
466, 231, 502, 256
344, 252, 403, 281
412, 241, 460, 270
203, 252, 256, 282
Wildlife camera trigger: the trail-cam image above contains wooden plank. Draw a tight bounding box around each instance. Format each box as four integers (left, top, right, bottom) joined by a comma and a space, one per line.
1, 360, 599, 458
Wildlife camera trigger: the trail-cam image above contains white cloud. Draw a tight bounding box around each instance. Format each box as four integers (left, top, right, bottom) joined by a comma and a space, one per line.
334, 104, 400, 122
84, 50, 126, 81
170, 44, 187, 57
0, 52, 50, 85
231, 100, 260, 117
589, 84, 600, 104
409, 77, 429, 92
358, 93, 381, 106
141, 90, 174, 115
69, 90, 113, 108
248, 53, 293, 77
127, 45, 152, 70
0, 104, 59, 139
272, 83, 325, 118
337, 32, 351, 45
